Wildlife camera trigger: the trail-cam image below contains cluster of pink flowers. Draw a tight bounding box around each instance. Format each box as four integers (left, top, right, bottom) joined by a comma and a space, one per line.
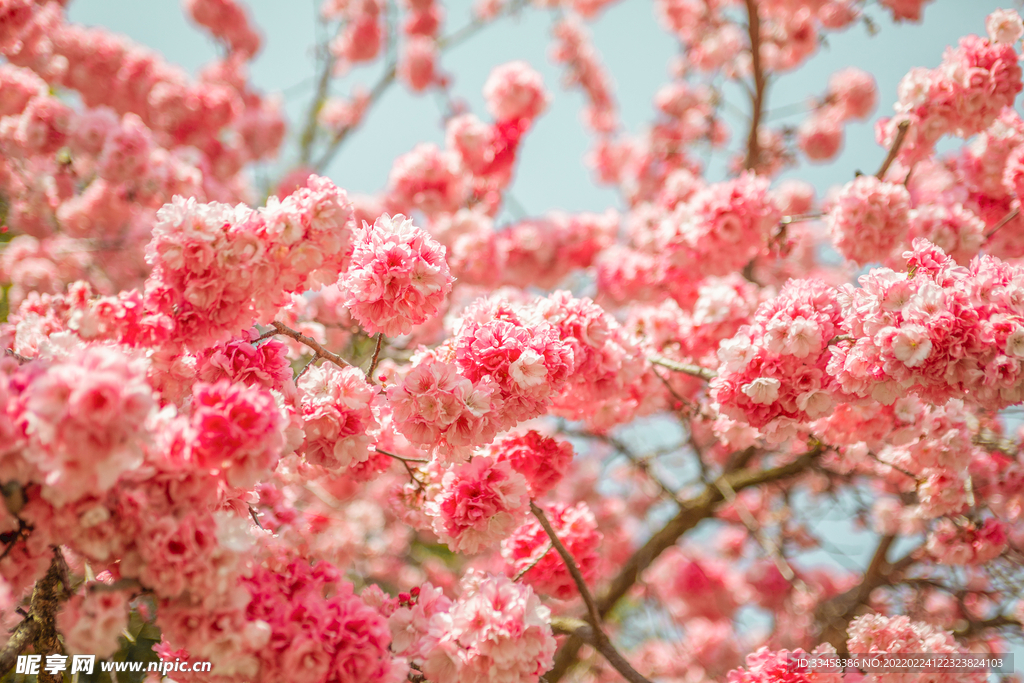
236, 558, 403, 683
196, 331, 293, 392
187, 380, 285, 489
648, 548, 747, 623
501, 501, 601, 599
489, 430, 574, 497
877, 14, 1023, 164
56, 587, 130, 659
727, 645, 840, 683
537, 291, 654, 429
340, 213, 454, 337
8, 346, 155, 506
712, 278, 846, 436
427, 455, 529, 553
826, 175, 912, 265
185, 0, 261, 57
452, 297, 575, 429
412, 572, 556, 683
387, 359, 504, 456
830, 239, 1024, 411
144, 175, 354, 350
328, 0, 384, 67
662, 173, 782, 277
296, 364, 380, 471
845, 614, 972, 683
925, 517, 1008, 565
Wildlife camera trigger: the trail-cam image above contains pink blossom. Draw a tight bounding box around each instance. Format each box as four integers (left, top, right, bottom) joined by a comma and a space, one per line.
501, 501, 601, 599
826, 176, 911, 265
297, 363, 380, 471
489, 430, 574, 498
428, 455, 529, 554
484, 61, 549, 123
340, 213, 454, 337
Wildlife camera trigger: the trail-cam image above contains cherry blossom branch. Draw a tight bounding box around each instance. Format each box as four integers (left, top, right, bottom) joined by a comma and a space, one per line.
550, 617, 654, 683
875, 119, 910, 180
368, 333, 385, 380
530, 501, 602, 629
648, 355, 717, 380
512, 541, 553, 582
815, 535, 921, 652
298, 36, 337, 166
714, 476, 802, 587
743, 0, 766, 171
269, 321, 352, 367
0, 617, 37, 678
4, 348, 33, 364
377, 447, 429, 490
545, 445, 825, 681
312, 0, 528, 172
985, 205, 1019, 240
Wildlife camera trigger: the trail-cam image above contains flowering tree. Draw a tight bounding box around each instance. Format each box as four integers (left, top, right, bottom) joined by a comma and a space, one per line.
1, 0, 1024, 682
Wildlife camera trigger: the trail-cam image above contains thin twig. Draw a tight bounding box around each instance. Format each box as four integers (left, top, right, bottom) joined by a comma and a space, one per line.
532, 502, 654, 683
530, 502, 602, 628
4, 348, 32, 364
549, 618, 654, 683
249, 505, 264, 530
545, 445, 825, 682
513, 541, 554, 582
715, 476, 802, 587
985, 206, 1019, 240
368, 333, 385, 380
875, 119, 910, 180
270, 321, 351, 368
648, 356, 717, 380
743, 0, 766, 171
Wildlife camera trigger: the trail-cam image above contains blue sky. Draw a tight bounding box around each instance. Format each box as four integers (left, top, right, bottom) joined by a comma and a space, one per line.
67, 1, 1016, 214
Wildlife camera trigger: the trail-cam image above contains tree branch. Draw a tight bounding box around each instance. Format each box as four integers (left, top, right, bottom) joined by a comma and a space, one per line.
545, 445, 824, 681
269, 321, 351, 368
648, 356, 717, 380
531, 501, 602, 629
875, 119, 910, 180
743, 0, 766, 171
549, 618, 653, 683
814, 536, 921, 652
0, 618, 39, 678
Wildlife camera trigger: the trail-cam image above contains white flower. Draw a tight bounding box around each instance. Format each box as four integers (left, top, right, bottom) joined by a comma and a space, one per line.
742, 377, 780, 405
891, 325, 932, 367
785, 317, 821, 358
1005, 325, 1024, 359
509, 349, 548, 388
718, 334, 755, 373
987, 8, 1024, 44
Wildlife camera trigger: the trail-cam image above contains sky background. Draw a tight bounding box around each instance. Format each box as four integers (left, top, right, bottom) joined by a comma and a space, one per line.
66, 0, 1022, 216
62, 0, 1024, 658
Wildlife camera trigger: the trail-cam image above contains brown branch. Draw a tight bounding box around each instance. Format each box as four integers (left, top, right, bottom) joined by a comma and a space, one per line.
4, 348, 32, 364
28, 548, 69, 683
531, 501, 602, 629
876, 119, 910, 180
648, 356, 717, 381
743, 0, 766, 171
549, 618, 653, 683
368, 332, 385, 381
954, 614, 1023, 639
0, 618, 38, 678
814, 536, 921, 652
985, 206, 1019, 240
269, 321, 351, 368
545, 446, 824, 681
